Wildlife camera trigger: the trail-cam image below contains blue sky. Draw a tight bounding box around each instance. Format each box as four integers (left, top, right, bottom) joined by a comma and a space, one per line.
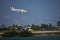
0, 0, 60, 26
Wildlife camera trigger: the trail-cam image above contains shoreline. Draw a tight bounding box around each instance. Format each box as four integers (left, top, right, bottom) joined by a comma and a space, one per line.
0, 34, 60, 37
30, 30, 60, 34
34, 33, 60, 36
0, 31, 60, 37
0, 31, 60, 35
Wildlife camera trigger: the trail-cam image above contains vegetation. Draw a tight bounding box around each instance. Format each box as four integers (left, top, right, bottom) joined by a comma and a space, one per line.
0, 21, 60, 37
31, 24, 40, 30
0, 23, 59, 31
31, 24, 58, 31
2, 31, 20, 37
57, 21, 60, 27
2, 30, 34, 37
19, 30, 33, 37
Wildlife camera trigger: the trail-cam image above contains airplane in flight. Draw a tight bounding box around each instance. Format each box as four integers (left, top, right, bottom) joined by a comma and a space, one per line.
11, 7, 27, 13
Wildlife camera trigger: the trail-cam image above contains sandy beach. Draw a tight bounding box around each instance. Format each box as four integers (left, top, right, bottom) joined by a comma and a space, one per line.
30, 31, 60, 34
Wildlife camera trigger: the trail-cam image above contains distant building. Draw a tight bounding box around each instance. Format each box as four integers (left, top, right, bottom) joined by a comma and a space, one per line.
57, 21, 60, 28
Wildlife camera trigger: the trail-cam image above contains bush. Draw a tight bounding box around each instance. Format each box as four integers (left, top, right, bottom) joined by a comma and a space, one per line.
2, 31, 33, 37
19, 30, 33, 37
2, 31, 20, 37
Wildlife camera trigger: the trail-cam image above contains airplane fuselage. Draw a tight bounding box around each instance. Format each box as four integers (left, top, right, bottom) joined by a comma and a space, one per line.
11, 7, 27, 13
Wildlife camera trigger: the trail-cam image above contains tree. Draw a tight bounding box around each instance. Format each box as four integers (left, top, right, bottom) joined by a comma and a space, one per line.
1, 24, 7, 31
31, 24, 40, 30
2, 30, 34, 37
12, 24, 16, 27
2, 24, 6, 28
2, 31, 20, 37
40, 24, 49, 30
19, 30, 33, 37
57, 21, 60, 27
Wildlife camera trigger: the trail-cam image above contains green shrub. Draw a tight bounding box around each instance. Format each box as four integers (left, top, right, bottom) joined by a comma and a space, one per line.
19, 30, 33, 37
2, 31, 20, 37
2, 31, 33, 37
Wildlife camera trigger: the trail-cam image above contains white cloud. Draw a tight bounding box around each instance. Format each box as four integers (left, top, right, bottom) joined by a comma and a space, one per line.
11, 7, 27, 13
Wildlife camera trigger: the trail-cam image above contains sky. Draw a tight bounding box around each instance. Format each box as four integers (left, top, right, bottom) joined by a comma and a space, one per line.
0, 0, 60, 26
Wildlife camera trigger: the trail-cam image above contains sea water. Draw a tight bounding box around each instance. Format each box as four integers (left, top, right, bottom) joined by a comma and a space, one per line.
0, 36, 60, 40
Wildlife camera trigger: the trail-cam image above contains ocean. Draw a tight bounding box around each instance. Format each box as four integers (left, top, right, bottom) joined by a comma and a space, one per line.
0, 35, 60, 40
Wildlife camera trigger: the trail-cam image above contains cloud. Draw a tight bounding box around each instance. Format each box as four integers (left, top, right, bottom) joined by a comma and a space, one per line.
11, 7, 27, 13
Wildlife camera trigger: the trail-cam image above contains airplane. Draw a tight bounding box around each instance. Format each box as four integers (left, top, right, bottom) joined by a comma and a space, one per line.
11, 7, 27, 13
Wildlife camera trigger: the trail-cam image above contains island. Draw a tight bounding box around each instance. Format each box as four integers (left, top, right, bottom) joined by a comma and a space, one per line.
0, 22, 60, 37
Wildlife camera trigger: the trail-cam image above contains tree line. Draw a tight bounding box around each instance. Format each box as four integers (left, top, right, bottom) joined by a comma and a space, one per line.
0, 23, 59, 31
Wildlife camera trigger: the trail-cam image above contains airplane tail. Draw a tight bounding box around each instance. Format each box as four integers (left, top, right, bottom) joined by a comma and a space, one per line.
11, 7, 14, 9
10, 7, 16, 11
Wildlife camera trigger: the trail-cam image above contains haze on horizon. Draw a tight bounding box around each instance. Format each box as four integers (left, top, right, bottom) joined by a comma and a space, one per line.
0, 0, 60, 26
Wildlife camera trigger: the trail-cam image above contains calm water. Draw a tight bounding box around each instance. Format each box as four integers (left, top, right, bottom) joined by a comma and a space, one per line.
0, 36, 60, 40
